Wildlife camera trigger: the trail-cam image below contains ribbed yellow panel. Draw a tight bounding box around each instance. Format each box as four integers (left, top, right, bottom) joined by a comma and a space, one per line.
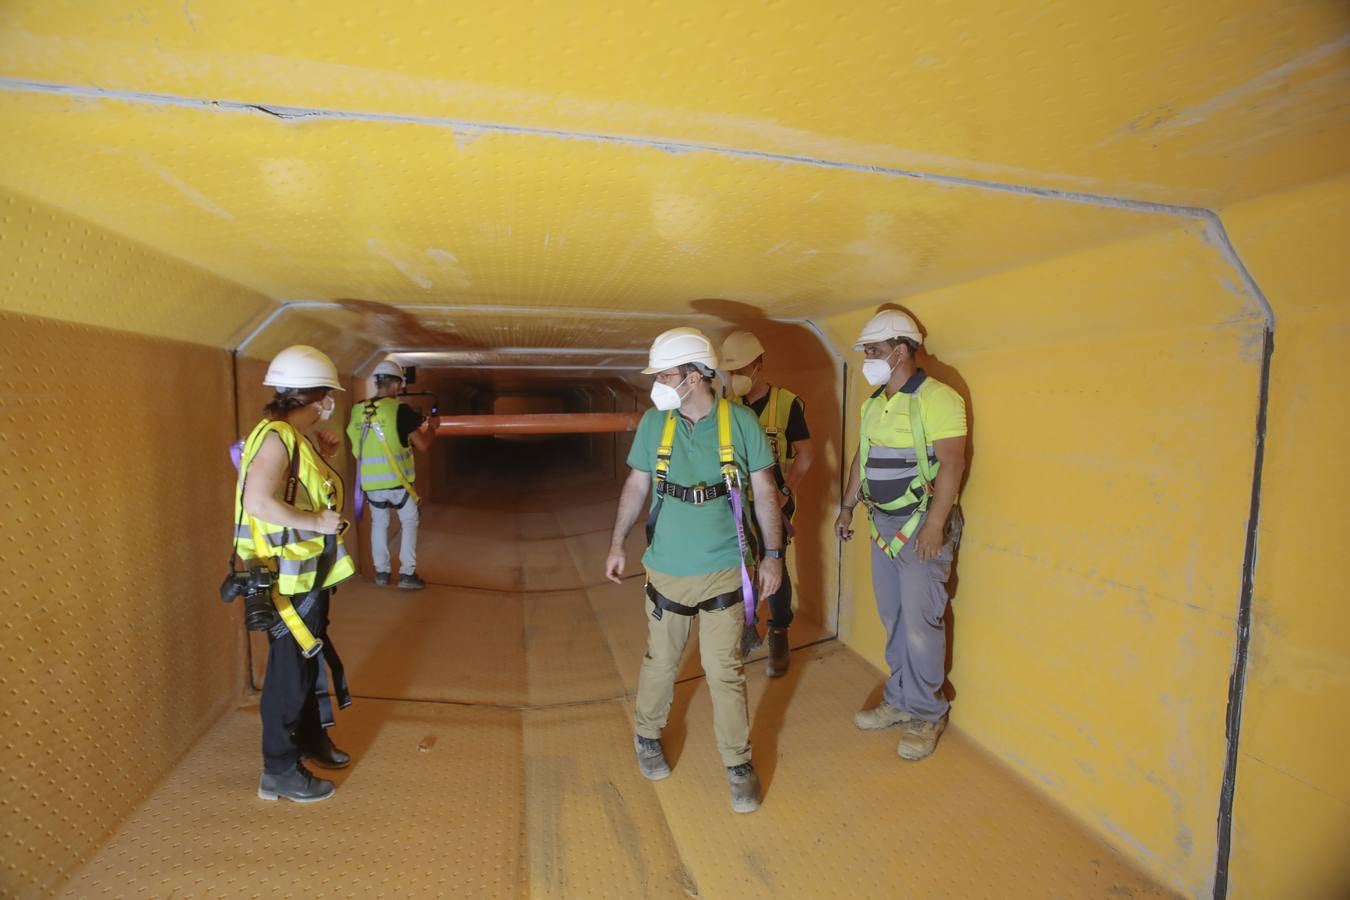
2, 0, 1346, 206
0, 312, 245, 897
821, 222, 1267, 896
0, 89, 1171, 325
0, 187, 274, 348
1221, 177, 1350, 899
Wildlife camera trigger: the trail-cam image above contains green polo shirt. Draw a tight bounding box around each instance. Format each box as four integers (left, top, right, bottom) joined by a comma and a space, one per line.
627, 401, 774, 576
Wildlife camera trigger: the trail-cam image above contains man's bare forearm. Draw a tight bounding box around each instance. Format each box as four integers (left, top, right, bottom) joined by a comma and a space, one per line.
840, 449, 862, 508
751, 469, 783, 550
609, 470, 651, 550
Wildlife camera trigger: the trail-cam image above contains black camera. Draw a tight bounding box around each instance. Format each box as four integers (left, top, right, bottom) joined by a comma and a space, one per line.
219, 566, 278, 632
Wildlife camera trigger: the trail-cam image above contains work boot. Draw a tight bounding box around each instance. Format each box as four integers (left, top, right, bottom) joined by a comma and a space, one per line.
300, 732, 351, 770
373, 571, 390, 586
727, 763, 761, 814
853, 701, 912, 731
634, 734, 671, 781
897, 717, 947, 761
258, 763, 335, 803
398, 572, 425, 591
766, 627, 790, 678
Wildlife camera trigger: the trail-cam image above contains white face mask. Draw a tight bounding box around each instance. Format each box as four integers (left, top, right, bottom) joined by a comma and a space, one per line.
862, 351, 898, 387
729, 374, 754, 397
651, 378, 689, 411
317, 395, 336, 421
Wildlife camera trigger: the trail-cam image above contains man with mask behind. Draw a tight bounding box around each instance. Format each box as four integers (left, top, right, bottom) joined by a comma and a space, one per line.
835, 310, 967, 762
720, 330, 814, 677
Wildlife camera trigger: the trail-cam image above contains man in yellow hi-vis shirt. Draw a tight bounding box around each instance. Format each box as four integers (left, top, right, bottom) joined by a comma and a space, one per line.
836, 310, 967, 762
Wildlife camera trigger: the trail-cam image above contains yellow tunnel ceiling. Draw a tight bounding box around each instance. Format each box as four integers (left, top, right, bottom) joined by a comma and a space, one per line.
1, 0, 1346, 350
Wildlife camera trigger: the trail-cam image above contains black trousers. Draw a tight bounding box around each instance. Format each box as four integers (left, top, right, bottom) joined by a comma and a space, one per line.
765, 542, 794, 629
260, 590, 330, 774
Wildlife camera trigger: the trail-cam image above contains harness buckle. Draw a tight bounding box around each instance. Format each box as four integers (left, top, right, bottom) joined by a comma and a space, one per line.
691, 483, 709, 505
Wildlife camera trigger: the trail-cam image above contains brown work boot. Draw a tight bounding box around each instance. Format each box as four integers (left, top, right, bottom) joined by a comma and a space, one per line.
766, 627, 789, 678
854, 701, 912, 731
897, 716, 947, 761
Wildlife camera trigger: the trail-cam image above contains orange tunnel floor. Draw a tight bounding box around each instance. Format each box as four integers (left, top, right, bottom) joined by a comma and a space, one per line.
61, 449, 1173, 898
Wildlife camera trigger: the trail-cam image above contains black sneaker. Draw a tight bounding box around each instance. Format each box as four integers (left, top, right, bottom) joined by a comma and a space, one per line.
634, 734, 671, 781
300, 732, 351, 770
258, 762, 335, 803
727, 762, 760, 813
373, 571, 390, 586
398, 572, 425, 591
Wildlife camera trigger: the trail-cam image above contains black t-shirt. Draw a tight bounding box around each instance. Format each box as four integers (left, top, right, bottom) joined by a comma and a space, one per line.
395, 403, 425, 448
747, 389, 809, 444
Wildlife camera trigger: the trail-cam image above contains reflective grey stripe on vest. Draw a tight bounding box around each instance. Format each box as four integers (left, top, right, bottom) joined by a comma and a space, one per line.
279, 545, 352, 580
234, 524, 288, 549
278, 557, 318, 577
864, 446, 934, 505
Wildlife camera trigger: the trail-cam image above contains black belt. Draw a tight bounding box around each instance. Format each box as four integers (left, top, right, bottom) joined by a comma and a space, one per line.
654, 480, 729, 506
646, 582, 742, 621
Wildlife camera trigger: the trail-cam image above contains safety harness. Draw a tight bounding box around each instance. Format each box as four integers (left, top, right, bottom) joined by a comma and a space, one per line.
758, 386, 799, 476
860, 385, 938, 558
645, 399, 759, 624
355, 398, 420, 519
742, 384, 800, 541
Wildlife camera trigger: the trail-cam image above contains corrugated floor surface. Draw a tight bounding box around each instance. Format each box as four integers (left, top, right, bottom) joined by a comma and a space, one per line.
59, 466, 1173, 899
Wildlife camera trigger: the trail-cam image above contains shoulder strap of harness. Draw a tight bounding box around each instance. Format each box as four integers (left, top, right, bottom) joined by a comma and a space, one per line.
909, 391, 935, 486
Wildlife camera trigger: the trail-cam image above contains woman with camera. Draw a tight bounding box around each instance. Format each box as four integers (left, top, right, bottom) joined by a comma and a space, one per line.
233, 345, 356, 803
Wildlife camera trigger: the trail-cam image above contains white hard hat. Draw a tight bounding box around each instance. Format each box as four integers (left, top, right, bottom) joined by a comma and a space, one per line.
641, 327, 720, 374
372, 360, 404, 380
263, 345, 345, 391
853, 309, 922, 349
720, 331, 766, 371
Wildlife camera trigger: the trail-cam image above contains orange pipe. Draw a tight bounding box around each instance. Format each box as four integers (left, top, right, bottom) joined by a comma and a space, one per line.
434, 411, 644, 435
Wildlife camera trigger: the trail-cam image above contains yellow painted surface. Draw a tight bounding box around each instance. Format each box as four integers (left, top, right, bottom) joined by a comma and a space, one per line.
0, 311, 245, 896
0, 4, 1345, 898
822, 222, 1268, 897
2, 1, 1347, 207
1221, 177, 1350, 900
0, 186, 273, 348
0, 88, 1171, 339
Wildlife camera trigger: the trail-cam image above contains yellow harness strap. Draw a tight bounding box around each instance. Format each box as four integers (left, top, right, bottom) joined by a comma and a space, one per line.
717, 398, 736, 479
272, 594, 323, 658
656, 410, 677, 485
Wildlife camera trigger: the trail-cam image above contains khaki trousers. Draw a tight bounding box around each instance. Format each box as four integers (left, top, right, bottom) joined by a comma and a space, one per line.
634, 566, 750, 767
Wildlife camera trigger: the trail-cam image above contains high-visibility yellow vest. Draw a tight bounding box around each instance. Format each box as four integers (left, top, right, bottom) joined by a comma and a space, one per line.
346, 397, 416, 493
234, 419, 356, 596
734, 385, 800, 477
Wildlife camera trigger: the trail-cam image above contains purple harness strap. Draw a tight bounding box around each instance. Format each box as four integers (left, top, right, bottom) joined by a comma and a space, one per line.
726, 475, 756, 624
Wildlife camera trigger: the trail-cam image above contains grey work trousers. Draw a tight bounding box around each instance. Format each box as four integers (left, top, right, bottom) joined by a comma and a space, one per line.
869, 508, 963, 722
367, 487, 419, 575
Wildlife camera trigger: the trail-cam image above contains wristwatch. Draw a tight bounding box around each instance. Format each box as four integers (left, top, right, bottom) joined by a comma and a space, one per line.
763, 548, 784, 559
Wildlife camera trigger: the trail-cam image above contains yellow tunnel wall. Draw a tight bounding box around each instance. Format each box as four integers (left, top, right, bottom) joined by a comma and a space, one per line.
822, 218, 1269, 897
1221, 176, 1350, 900
0, 188, 273, 895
